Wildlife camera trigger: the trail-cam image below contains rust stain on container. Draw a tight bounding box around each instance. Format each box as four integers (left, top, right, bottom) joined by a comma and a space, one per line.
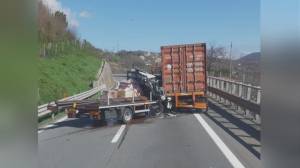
161, 43, 207, 95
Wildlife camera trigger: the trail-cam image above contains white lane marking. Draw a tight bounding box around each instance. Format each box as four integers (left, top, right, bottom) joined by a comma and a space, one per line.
167, 113, 176, 117
193, 114, 245, 168
38, 116, 68, 134
55, 116, 68, 123
111, 124, 126, 143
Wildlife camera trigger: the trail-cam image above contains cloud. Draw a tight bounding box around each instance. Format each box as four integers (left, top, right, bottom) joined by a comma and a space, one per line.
79, 11, 92, 18
41, 0, 79, 29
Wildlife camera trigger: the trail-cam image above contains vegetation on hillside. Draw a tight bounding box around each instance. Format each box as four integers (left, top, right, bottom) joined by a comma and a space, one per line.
38, 46, 102, 104
103, 50, 160, 73
38, 1, 102, 104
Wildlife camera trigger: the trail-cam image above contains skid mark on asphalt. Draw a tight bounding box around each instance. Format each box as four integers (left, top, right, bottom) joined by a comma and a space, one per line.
39, 127, 115, 143
38, 116, 68, 134
39, 121, 123, 143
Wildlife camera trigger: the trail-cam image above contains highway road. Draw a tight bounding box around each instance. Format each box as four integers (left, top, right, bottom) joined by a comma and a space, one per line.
39, 76, 261, 168
38, 100, 261, 168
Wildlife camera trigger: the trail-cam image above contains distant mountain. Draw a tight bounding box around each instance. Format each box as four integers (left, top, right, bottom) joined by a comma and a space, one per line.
233, 52, 261, 85
238, 52, 260, 64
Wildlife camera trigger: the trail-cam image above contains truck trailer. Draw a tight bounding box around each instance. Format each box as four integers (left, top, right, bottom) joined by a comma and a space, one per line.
161, 43, 208, 111
47, 69, 160, 124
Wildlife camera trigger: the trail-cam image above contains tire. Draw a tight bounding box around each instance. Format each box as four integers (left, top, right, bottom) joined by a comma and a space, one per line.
149, 105, 156, 117
203, 106, 209, 113
102, 110, 107, 121
149, 103, 163, 116
122, 107, 133, 124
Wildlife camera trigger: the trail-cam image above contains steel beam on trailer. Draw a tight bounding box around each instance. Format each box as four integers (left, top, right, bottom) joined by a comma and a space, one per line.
98, 101, 157, 109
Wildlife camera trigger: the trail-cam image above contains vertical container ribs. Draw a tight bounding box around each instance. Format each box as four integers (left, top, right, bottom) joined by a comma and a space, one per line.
161, 43, 207, 110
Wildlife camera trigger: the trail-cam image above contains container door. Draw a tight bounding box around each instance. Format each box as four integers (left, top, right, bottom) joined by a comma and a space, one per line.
185, 44, 206, 92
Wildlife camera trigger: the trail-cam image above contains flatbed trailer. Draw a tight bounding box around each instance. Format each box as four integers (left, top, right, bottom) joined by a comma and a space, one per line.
48, 96, 157, 123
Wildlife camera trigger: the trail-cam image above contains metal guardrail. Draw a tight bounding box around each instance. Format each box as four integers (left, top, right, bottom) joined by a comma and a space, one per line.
38, 86, 104, 118
38, 61, 109, 119
207, 76, 262, 121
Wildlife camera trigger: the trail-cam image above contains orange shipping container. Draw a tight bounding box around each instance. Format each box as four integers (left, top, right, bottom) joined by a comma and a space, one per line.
161, 43, 208, 110
161, 43, 207, 95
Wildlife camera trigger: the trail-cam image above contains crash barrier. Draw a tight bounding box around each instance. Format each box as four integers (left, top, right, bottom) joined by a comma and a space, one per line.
38, 62, 109, 120
38, 86, 105, 119
207, 76, 261, 123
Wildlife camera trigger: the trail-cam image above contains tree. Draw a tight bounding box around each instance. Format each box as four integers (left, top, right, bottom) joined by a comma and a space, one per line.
206, 44, 227, 76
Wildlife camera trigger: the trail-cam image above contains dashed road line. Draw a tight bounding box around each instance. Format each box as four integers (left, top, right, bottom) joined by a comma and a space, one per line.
194, 113, 245, 168
111, 124, 126, 143
55, 116, 68, 123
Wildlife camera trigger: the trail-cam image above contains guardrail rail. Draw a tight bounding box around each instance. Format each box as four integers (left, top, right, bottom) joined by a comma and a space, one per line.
38, 86, 105, 119
207, 76, 262, 123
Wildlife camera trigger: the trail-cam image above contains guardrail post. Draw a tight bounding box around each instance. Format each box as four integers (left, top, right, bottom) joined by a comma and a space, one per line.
228, 81, 234, 105
214, 78, 218, 98
107, 91, 110, 105
207, 77, 210, 97
212, 78, 216, 98
232, 83, 237, 109
238, 83, 243, 98
255, 113, 261, 123
216, 79, 220, 101
231, 83, 235, 95
254, 89, 261, 123
246, 86, 252, 101
228, 81, 232, 105
257, 89, 261, 104
237, 83, 243, 111
224, 81, 228, 104
210, 78, 213, 97
220, 80, 223, 102
220, 80, 224, 102
245, 85, 252, 118
222, 80, 225, 103
132, 87, 135, 103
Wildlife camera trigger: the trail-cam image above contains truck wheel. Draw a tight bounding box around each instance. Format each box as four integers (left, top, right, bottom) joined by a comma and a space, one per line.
122, 108, 133, 124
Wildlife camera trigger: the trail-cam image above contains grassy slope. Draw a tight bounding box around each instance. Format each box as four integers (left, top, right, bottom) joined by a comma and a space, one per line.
38, 47, 102, 104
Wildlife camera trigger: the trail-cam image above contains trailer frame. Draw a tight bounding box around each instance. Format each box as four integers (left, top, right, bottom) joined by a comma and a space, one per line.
61, 97, 158, 124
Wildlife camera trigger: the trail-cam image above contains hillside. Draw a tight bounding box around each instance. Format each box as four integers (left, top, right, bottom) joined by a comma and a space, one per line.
38, 1, 103, 104
206, 48, 261, 85
234, 52, 261, 85
38, 46, 102, 104
102, 50, 160, 73
238, 52, 260, 64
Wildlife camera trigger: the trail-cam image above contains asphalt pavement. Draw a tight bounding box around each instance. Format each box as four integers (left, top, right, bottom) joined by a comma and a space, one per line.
38, 102, 261, 168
